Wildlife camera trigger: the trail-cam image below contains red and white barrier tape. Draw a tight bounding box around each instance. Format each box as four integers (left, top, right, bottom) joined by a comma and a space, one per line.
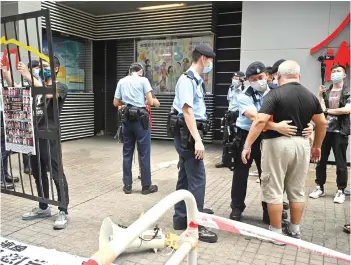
197, 213, 351, 262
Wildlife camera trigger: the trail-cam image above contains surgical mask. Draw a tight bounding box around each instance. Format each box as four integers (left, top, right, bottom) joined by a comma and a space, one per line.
33, 68, 40, 78
251, 79, 267, 92
232, 79, 239, 87
40, 68, 52, 81
203, 61, 213, 74
331, 72, 343, 84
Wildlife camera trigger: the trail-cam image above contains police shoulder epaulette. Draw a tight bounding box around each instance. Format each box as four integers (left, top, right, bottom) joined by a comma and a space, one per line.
183, 71, 199, 85
245, 86, 254, 97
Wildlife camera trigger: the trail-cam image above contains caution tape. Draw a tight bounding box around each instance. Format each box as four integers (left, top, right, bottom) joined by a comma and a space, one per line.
197, 213, 351, 262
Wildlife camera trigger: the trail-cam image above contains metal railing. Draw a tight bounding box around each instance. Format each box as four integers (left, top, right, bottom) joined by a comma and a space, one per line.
85, 190, 351, 265
87, 190, 199, 265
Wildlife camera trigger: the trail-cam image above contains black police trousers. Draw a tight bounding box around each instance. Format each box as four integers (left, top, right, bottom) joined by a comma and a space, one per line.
221, 111, 239, 166
231, 129, 262, 213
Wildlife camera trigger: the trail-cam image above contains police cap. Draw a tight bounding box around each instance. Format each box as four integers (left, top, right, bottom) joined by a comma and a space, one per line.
245, 61, 266, 78
194, 44, 216, 58
271, 59, 286, 74
232, 71, 245, 78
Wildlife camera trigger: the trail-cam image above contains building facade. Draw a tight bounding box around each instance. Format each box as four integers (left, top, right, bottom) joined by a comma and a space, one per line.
1, 1, 350, 162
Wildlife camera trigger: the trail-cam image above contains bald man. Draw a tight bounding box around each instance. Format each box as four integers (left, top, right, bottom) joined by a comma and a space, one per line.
242, 60, 327, 241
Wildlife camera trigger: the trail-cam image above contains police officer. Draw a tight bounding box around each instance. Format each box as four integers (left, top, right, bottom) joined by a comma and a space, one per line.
113, 62, 159, 195
171, 44, 217, 243
271, 59, 286, 85
230, 61, 295, 223
215, 71, 245, 169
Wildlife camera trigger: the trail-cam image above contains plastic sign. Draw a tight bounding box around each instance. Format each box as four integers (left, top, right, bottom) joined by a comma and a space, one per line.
310, 13, 350, 81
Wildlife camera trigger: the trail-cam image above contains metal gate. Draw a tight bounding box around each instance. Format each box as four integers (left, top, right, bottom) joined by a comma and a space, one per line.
0, 9, 67, 209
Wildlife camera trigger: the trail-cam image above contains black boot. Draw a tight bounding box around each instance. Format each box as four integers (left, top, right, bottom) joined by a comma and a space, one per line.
229, 209, 242, 221
215, 162, 226, 168
198, 225, 218, 243
203, 208, 214, 214
123, 185, 132, 194
141, 184, 158, 195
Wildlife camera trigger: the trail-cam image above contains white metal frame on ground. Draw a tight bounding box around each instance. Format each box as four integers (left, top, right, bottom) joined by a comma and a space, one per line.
88, 190, 199, 265
86, 190, 351, 265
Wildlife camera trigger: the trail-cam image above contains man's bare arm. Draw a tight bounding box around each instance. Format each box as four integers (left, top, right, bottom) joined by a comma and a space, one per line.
327, 106, 351, 115
311, 113, 327, 148
244, 113, 271, 148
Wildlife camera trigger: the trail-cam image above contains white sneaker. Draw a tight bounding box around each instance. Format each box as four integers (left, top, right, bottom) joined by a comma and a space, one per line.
334, 190, 345, 204
309, 186, 325, 199
22, 207, 51, 220
249, 170, 259, 176
256, 178, 260, 183
53, 211, 69, 230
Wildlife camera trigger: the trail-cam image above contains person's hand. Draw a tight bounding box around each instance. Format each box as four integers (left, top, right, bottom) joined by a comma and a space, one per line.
194, 139, 205, 160
302, 123, 314, 138
318, 85, 326, 97
311, 147, 321, 163
0, 61, 8, 72
242, 146, 251, 164
276, 120, 297, 137
17, 62, 30, 78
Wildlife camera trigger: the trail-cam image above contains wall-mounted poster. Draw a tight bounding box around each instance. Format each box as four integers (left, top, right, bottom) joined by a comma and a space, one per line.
1, 87, 36, 155
42, 37, 85, 92
137, 36, 214, 94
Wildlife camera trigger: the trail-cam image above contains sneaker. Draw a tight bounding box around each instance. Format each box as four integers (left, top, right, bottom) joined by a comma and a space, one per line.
22, 207, 51, 220
123, 185, 132, 194
249, 170, 259, 176
141, 184, 158, 195
268, 226, 286, 246
283, 226, 301, 239
1, 181, 14, 189
53, 211, 69, 230
256, 178, 260, 183
309, 186, 325, 199
334, 190, 345, 204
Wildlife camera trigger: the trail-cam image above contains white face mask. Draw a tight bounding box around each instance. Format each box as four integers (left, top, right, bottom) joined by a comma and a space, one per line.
251, 79, 267, 92
331, 72, 344, 84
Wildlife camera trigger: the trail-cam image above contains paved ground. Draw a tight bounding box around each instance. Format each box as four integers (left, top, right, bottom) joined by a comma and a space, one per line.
1, 137, 350, 265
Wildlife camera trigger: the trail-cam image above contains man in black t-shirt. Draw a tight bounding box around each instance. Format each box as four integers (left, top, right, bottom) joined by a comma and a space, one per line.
242, 60, 327, 240
18, 56, 70, 230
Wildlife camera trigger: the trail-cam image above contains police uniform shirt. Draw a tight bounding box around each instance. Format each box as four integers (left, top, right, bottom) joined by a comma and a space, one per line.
114, 74, 152, 108
172, 67, 207, 120
227, 85, 242, 112
236, 86, 271, 131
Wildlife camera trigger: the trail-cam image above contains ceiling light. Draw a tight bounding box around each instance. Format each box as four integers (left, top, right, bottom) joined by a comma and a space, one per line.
138, 3, 185, 11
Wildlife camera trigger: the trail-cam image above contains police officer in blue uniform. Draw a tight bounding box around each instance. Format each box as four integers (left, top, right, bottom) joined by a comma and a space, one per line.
170, 44, 218, 243
230, 61, 292, 223
215, 71, 245, 169
113, 63, 159, 195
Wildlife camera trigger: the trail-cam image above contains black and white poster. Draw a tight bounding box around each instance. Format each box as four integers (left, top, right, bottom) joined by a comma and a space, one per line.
1, 87, 36, 155
0, 237, 88, 265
